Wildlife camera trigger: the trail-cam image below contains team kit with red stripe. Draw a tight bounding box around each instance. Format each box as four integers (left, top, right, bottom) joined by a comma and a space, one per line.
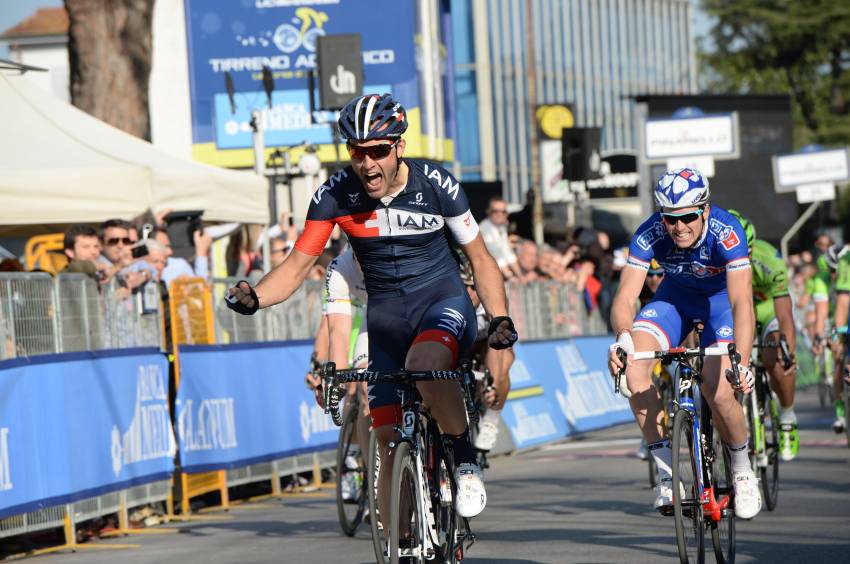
295, 159, 479, 427
629, 206, 751, 348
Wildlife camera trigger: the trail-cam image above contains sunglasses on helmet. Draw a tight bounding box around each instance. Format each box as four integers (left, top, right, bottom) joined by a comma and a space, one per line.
346, 140, 397, 161
661, 207, 704, 226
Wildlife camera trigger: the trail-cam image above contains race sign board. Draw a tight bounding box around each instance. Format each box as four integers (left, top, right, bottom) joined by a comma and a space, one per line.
772, 147, 850, 194
645, 113, 739, 162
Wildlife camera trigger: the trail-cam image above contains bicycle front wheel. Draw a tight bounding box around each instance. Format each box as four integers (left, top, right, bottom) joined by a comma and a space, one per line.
761, 390, 780, 511
335, 403, 366, 536
368, 430, 387, 564
389, 441, 425, 564
672, 409, 705, 564
710, 435, 735, 563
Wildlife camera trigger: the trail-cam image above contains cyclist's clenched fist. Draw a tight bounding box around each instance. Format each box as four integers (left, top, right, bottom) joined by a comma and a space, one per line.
225, 280, 260, 315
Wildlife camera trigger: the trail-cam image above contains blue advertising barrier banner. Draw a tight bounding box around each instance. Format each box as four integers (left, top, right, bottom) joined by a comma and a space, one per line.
176, 341, 338, 473
0, 349, 174, 519
503, 337, 632, 449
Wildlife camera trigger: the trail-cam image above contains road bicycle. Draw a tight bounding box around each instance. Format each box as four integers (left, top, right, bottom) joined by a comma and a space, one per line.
744, 334, 791, 511
615, 328, 738, 564
323, 363, 480, 564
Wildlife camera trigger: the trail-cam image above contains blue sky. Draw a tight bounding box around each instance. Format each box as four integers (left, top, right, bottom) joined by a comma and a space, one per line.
0, 0, 63, 59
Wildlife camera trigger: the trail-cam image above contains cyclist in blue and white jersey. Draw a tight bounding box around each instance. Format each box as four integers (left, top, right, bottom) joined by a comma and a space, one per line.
226, 94, 517, 537
607, 168, 762, 519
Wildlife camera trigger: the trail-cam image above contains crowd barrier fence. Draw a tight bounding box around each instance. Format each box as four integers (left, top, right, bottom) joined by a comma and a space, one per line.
12, 270, 803, 556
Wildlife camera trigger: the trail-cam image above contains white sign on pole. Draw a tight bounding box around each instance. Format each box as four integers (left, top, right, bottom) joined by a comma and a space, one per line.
665, 156, 716, 177
540, 139, 570, 202
795, 182, 836, 204
645, 113, 739, 161
772, 148, 850, 193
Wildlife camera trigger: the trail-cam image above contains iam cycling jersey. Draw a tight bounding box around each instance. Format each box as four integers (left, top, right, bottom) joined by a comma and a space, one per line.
323, 248, 369, 367
836, 253, 850, 295
628, 206, 750, 348
295, 159, 479, 297
296, 159, 480, 427
751, 239, 790, 334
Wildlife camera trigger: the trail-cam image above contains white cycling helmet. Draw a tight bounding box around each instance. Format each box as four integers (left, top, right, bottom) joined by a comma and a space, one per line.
654, 168, 710, 209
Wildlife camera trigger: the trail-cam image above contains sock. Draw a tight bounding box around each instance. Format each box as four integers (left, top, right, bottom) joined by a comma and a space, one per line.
445, 430, 477, 466
835, 399, 846, 418
727, 441, 750, 474
648, 439, 673, 478
779, 405, 796, 425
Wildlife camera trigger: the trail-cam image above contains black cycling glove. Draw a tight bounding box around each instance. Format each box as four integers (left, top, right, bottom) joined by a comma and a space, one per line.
488, 316, 518, 350
224, 280, 260, 316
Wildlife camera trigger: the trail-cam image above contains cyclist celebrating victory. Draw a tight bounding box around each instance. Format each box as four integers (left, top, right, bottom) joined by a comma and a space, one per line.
728, 209, 799, 461
607, 168, 762, 520
226, 94, 517, 538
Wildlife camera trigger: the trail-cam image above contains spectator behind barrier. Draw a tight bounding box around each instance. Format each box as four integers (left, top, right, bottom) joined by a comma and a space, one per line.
96, 219, 149, 292
149, 227, 211, 285
62, 224, 105, 281
516, 239, 540, 285
270, 237, 292, 269
479, 196, 520, 281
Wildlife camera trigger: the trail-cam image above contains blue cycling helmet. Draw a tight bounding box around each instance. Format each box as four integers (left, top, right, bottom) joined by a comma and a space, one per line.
654, 168, 710, 209
338, 93, 408, 141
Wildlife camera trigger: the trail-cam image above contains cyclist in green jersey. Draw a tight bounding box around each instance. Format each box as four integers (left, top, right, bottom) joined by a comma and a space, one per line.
826, 245, 850, 432
729, 210, 799, 460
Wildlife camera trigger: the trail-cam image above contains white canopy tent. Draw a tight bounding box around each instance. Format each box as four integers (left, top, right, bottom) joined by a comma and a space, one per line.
0, 70, 268, 232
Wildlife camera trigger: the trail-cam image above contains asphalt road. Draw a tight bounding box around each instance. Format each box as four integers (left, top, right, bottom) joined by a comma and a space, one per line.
42, 386, 850, 563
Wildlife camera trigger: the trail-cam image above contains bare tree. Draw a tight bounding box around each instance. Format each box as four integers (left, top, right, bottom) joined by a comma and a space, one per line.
65, 0, 154, 140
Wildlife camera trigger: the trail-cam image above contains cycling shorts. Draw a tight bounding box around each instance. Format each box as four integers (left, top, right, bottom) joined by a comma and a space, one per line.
633, 283, 734, 349
367, 275, 477, 428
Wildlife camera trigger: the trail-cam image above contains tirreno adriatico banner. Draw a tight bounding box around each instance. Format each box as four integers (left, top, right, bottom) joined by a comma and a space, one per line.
184, 0, 456, 166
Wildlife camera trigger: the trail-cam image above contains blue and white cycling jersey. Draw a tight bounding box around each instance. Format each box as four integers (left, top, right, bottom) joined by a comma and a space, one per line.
626, 206, 750, 294
629, 206, 751, 348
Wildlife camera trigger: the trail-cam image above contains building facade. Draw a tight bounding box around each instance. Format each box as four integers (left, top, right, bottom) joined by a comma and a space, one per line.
453, 0, 697, 204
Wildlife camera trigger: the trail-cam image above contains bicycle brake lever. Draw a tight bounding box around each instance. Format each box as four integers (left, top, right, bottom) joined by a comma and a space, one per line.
614, 348, 632, 397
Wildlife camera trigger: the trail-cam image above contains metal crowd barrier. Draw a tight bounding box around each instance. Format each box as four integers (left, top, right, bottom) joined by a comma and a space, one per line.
211, 278, 324, 344
0, 271, 606, 545
0, 273, 162, 359
0, 272, 166, 542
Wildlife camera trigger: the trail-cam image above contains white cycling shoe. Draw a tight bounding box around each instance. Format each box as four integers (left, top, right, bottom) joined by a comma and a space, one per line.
653, 474, 684, 511
454, 463, 487, 518
474, 420, 499, 451
733, 470, 762, 519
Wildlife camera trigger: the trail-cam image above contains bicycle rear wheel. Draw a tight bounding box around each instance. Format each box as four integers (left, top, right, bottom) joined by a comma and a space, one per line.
431, 436, 461, 563
368, 431, 387, 564
761, 388, 780, 511
672, 409, 705, 564
709, 435, 735, 563
389, 441, 425, 564
335, 403, 366, 536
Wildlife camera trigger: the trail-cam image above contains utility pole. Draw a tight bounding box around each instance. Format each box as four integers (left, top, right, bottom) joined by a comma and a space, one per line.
525, 0, 543, 245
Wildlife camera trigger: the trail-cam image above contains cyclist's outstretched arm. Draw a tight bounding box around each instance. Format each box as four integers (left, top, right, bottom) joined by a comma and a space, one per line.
610, 264, 645, 338
327, 313, 353, 368
607, 265, 645, 374
254, 248, 318, 308
727, 267, 755, 363
462, 234, 509, 318
774, 295, 796, 354
835, 293, 850, 334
